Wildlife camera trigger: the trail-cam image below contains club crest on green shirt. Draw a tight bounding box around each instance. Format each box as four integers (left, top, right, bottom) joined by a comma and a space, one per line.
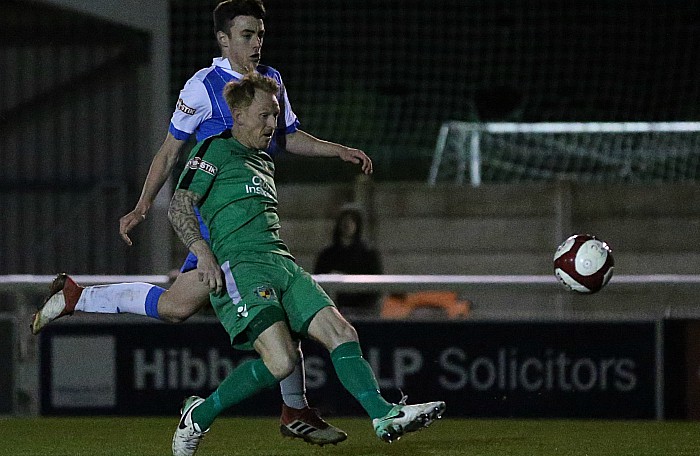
254, 286, 276, 300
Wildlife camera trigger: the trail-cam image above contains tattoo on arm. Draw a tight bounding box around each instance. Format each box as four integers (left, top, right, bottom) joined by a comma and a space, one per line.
168, 189, 204, 249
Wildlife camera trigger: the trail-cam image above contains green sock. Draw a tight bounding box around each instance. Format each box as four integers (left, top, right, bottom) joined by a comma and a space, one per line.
330, 341, 393, 419
192, 358, 278, 430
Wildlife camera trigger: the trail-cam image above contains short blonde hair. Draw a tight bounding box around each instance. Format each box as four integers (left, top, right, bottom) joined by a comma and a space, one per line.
223, 72, 279, 111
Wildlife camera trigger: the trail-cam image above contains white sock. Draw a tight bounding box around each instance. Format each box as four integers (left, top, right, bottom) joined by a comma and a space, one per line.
75, 282, 164, 318
279, 350, 308, 409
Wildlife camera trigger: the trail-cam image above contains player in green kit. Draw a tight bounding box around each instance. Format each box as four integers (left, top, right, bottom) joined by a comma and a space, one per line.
168, 73, 445, 456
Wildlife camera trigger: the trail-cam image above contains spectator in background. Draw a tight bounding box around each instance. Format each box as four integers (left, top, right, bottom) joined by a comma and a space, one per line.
314, 203, 383, 318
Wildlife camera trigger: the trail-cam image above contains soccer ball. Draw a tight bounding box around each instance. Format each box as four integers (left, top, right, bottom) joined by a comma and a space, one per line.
553, 234, 614, 293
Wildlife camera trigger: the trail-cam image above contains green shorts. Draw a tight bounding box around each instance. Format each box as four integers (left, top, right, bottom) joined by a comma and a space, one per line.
210, 252, 335, 350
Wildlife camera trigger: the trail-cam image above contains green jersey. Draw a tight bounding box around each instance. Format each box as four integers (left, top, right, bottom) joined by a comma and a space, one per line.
176, 130, 293, 260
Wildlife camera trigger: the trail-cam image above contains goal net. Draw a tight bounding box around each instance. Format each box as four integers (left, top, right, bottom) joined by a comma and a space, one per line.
170, 1, 700, 182
429, 122, 700, 186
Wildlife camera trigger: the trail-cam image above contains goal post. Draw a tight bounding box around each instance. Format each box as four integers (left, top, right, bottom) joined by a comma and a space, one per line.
429, 122, 700, 186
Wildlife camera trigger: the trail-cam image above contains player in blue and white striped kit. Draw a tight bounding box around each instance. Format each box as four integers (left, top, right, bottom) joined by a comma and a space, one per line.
167, 58, 300, 275
32, 0, 371, 447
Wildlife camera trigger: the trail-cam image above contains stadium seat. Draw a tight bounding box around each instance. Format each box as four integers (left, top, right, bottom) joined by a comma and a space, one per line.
381, 291, 471, 319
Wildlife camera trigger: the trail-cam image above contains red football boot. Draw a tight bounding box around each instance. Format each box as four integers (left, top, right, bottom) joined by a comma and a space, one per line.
30, 273, 83, 334
279, 404, 347, 446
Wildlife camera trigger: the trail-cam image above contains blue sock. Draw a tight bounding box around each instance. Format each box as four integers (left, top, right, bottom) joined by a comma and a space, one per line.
144, 286, 165, 319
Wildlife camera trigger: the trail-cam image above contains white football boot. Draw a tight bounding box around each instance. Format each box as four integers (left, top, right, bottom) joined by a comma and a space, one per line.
372, 396, 446, 443
172, 396, 208, 456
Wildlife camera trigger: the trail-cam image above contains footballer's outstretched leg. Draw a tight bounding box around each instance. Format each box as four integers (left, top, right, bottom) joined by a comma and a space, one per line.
30, 273, 83, 334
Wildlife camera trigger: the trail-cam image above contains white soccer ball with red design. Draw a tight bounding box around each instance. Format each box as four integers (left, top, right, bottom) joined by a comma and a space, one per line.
553, 234, 614, 293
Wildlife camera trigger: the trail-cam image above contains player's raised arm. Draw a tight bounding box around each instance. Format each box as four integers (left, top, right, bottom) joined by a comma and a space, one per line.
119, 133, 189, 245
285, 129, 373, 175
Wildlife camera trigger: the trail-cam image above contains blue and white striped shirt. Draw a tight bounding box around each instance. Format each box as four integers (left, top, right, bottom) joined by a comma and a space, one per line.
169, 57, 299, 149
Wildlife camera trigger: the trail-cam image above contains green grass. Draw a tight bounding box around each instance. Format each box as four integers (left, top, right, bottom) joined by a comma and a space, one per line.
1, 417, 699, 456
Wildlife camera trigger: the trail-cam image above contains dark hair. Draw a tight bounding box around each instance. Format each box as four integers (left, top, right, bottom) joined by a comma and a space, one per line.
213, 0, 265, 34
223, 72, 279, 111
332, 205, 365, 246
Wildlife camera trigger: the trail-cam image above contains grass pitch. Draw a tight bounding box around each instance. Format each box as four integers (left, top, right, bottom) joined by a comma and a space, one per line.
1, 416, 699, 456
